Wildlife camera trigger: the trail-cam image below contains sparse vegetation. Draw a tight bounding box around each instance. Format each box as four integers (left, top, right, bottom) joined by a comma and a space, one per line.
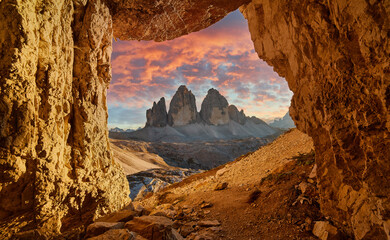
291, 150, 315, 166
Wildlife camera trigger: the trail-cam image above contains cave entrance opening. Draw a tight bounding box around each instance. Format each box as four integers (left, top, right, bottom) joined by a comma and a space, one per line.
107, 10, 292, 132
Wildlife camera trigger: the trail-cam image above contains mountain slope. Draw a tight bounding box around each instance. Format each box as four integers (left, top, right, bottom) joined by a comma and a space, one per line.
110, 120, 279, 142
270, 111, 295, 129
110, 139, 171, 175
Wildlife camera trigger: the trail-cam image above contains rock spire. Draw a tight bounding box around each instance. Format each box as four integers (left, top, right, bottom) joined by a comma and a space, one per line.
199, 88, 229, 125
167, 85, 199, 126
146, 97, 168, 127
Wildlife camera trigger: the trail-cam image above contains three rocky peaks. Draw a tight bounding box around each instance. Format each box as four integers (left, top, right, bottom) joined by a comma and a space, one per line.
146, 85, 263, 127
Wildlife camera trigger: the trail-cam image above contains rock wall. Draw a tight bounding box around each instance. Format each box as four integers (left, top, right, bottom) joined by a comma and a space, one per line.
241, 1, 389, 238
1, 0, 388, 238
0, 0, 129, 237
110, 0, 251, 41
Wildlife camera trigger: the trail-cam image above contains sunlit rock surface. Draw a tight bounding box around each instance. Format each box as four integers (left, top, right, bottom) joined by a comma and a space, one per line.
241, 1, 389, 238
0, 0, 129, 237
0, 0, 388, 239
110, 0, 251, 41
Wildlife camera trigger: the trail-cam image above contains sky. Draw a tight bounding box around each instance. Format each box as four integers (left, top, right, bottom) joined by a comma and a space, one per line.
107, 10, 292, 130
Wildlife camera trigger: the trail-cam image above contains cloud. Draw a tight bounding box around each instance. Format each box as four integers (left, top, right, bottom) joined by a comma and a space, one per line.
108, 10, 292, 128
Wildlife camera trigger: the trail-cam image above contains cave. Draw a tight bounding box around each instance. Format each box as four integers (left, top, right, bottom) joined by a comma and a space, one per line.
0, 0, 389, 239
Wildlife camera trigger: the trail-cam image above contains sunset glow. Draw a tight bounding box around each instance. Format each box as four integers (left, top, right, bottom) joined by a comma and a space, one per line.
108, 10, 292, 129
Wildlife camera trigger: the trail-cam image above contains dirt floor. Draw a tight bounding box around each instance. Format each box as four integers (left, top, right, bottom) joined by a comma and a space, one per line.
137, 129, 336, 239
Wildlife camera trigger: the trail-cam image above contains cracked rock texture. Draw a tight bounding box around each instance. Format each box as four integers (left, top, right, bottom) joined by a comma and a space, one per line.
0, 0, 389, 239
0, 0, 129, 237
110, 0, 251, 41
241, 1, 390, 239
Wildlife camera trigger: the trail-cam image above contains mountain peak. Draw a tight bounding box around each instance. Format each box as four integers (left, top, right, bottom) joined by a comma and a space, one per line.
200, 88, 229, 125
145, 97, 168, 127
167, 85, 198, 126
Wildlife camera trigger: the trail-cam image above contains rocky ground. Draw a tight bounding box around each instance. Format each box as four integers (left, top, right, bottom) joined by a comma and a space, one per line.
73, 129, 349, 240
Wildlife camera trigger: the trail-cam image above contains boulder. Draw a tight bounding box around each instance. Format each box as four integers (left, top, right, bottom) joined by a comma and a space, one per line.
125, 216, 183, 240
197, 220, 221, 227
200, 89, 229, 125
312, 221, 338, 240
85, 222, 125, 238
95, 209, 137, 223
87, 229, 135, 240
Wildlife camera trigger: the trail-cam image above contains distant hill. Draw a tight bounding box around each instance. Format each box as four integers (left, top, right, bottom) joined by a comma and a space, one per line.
270, 111, 295, 129
109, 127, 135, 133
110, 85, 281, 142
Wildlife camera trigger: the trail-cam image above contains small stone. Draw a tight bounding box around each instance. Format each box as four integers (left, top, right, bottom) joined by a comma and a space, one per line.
198, 220, 221, 227
312, 221, 338, 240
286, 213, 292, 223
309, 164, 317, 178
200, 202, 213, 209
180, 224, 195, 237
216, 168, 228, 178
209, 226, 222, 232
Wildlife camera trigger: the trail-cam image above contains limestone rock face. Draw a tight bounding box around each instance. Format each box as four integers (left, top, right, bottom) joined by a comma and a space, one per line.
168, 86, 198, 126
1, 0, 389, 239
110, 0, 251, 41
241, 1, 390, 238
0, 0, 129, 237
200, 89, 230, 125
146, 98, 168, 127
228, 105, 247, 125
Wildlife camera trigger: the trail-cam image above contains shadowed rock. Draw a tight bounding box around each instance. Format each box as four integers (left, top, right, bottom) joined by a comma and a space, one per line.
200, 88, 229, 125
146, 97, 168, 127
228, 105, 247, 125
168, 86, 199, 126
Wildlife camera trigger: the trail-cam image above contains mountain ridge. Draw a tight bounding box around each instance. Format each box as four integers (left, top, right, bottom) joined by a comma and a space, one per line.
111, 85, 281, 142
